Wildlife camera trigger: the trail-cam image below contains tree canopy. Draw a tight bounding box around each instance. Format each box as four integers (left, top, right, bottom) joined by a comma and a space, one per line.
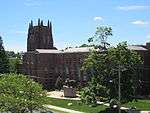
9, 57, 22, 73
88, 26, 112, 49
6, 51, 23, 59
0, 73, 48, 113
81, 42, 142, 104
0, 36, 9, 73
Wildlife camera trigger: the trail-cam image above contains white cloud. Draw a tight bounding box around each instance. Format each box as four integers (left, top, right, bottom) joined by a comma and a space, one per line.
117, 5, 150, 11
93, 16, 103, 21
131, 20, 149, 25
24, 0, 41, 6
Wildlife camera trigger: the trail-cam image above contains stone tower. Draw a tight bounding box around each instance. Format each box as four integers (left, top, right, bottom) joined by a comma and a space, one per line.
27, 19, 57, 51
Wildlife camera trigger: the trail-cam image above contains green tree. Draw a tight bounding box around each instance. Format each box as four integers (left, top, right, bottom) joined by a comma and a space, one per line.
0, 36, 9, 73
6, 51, 23, 73
81, 42, 142, 104
0, 73, 48, 113
107, 42, 142, 103
88, 26, 112, 49
6, 51, 23, 59
6, 51, 16, 58
79, 44, 95, 48
80, 76, 108, 105
9, 58, 21, 73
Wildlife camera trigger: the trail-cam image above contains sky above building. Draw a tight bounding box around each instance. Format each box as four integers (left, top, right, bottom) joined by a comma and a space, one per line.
0, 0, 150, 52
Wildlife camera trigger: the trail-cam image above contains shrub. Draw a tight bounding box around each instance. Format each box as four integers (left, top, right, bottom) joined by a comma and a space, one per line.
0, 73, 48, 113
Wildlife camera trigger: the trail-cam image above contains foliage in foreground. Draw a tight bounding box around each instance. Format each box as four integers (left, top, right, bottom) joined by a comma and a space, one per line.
81, 42, 142, 104
0, 73, 48, 113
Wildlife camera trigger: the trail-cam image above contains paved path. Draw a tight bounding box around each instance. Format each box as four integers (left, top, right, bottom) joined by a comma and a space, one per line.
33, 110, 60, 113
47, 96, 81, 101
46, 105, 84, 113
140, 111, 150, 113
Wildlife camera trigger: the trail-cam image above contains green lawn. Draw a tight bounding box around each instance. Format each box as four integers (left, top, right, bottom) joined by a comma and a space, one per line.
47, 97, 150, 112
47, 97, 107, 113
123, 99, 150, 111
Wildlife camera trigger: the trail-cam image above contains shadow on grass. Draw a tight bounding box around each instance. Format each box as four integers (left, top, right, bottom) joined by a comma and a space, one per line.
98, 108, 128, 113
98, 108, 143, 113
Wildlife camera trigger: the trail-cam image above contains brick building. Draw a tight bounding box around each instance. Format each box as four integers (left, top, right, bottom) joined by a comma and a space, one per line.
23, 19, 91, 89
22, 20, 150, 95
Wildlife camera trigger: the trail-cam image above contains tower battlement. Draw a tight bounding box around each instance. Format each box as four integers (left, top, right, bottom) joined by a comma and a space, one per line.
27, 19, 57, 51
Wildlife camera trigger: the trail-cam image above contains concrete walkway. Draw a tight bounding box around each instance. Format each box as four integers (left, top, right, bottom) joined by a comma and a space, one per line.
47, 95, 81, 101
138, 111, 150, 113
47, 91, 81, 101
46, 105, 84, 113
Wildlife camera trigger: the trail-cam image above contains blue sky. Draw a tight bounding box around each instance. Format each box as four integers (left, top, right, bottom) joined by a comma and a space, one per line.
0, 0, 150, 52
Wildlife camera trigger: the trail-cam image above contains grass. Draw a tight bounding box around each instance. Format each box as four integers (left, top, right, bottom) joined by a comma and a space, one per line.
46, 97, 150, 112
47, 97, 107, 113
123, 99, 150, 111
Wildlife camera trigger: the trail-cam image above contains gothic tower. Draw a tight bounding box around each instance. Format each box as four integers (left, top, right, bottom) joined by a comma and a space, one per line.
27, 19, 57, 51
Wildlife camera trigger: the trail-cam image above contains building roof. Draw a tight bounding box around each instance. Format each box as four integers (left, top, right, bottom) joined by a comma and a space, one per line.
35, 47, 95, 54
35, 45, 147, 54
64, 47, 95, 53
36, 49, 62, 53
127, 45, 148, 51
